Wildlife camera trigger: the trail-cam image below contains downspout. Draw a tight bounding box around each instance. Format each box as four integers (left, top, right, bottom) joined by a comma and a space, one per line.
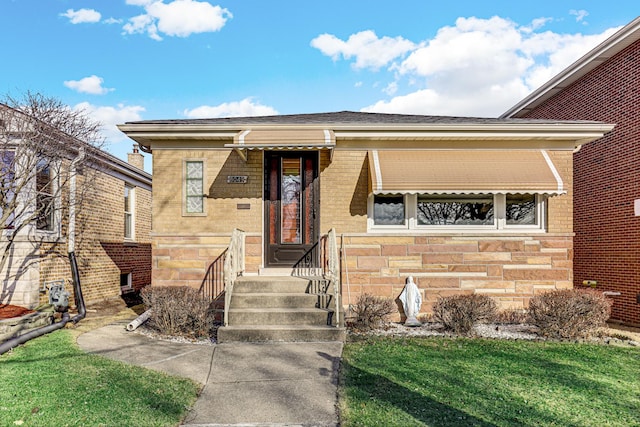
68, 147, 86, 323
0, 148, 86, 355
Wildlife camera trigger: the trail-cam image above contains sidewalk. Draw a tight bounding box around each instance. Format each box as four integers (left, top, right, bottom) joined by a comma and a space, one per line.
77, 321, 343, 426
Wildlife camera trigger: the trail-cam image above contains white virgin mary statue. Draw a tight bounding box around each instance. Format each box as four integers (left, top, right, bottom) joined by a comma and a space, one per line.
399, 276, 422, 327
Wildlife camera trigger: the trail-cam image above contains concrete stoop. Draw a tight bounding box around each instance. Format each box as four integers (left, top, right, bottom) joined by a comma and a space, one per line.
217, 276, 346, 343
0, 310, 54, 342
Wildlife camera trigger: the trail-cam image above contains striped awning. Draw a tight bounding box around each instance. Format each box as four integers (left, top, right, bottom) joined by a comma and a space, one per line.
368, 150, 564, 195
225, 129, 336, 150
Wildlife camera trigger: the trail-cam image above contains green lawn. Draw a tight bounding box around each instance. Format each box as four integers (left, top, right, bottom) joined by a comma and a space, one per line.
340, 337, 640, 427
0, 330, 200, 427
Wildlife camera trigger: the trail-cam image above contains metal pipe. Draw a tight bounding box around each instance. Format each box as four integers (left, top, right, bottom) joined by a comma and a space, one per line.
69, 251, 85, 324
0, 312, 70, 355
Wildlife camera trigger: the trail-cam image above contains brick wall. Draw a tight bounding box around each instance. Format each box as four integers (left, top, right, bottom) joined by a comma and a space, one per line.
517, 39, 640, 325
150, 145, 576, 316
34, 161, 152, 307
319, 150, 368, 234
152, 149, 262, 235
151, 148, 264, 290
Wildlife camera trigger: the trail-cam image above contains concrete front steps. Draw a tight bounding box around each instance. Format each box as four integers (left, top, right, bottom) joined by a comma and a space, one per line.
217, 276, 345, 343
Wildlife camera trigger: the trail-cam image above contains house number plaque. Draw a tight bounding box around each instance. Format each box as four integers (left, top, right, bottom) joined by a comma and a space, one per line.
227, 176, 248, 184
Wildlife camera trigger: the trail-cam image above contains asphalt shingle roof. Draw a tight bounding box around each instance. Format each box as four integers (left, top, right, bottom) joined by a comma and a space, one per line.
125, 110, 601, 126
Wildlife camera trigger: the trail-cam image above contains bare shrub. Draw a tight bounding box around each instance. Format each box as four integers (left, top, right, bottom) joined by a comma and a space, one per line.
141, 286, 213, 338
433, 294, 497, 335
495, 309, 529, 324
349, 294, 396, 331
528, 289, 611, 339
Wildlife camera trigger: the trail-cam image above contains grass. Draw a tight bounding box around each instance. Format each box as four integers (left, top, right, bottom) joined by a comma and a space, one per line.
0, 330, 200, 426
340, 336, 640, 426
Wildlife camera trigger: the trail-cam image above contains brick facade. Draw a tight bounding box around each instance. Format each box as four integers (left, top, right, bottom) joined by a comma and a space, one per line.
1, 147, 152, 309
515, 39, 640, 325
149, 142, 576, 317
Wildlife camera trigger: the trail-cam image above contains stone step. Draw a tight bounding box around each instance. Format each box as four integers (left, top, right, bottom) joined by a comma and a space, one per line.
217, 325, 346, 343
230, 293, 321, 309
227, 308, 334, 326
233, 276, 313, 294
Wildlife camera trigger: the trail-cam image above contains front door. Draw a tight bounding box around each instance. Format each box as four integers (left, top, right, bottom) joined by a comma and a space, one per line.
265, 152, 319, 266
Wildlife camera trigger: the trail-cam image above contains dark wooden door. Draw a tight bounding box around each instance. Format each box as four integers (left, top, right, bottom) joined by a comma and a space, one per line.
265, 152, 319, 266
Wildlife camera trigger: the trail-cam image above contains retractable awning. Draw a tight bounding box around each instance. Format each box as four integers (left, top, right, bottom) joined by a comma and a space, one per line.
368, 150, 564, 195
225, 129, 335, 161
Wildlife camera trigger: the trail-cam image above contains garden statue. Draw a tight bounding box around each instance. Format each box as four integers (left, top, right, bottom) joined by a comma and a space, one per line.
399, 276, 422, 326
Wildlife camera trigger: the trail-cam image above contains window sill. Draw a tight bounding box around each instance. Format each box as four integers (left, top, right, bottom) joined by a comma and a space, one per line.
366, 228, 547, 235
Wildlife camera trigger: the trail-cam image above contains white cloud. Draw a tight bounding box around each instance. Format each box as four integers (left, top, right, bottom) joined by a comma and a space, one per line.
104, 18, 123, 25
123, 0, 232, 41
383, 81, 398, 96
311, 30, 416, 70
64, 75, 113, 95
570, 9, 589, 23
61, 8, 101, 24
340, 16, 621, 117
75, 102, 145, 142
183, 98, 278, 118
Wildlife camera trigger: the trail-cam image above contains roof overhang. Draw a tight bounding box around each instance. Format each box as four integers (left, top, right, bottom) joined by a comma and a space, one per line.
117, 122, 614, 154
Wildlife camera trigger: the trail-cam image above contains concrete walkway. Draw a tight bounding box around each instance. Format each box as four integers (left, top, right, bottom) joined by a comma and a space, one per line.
77, 321, 343, 426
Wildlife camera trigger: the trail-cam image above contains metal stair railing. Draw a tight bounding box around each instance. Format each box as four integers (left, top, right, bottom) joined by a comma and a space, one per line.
223, 229, 245, 326
199, 248, 227, 322
292, 228, 342, 327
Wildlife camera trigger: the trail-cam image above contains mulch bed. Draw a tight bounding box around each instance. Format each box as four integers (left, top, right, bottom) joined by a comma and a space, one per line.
0, 304, 34, 319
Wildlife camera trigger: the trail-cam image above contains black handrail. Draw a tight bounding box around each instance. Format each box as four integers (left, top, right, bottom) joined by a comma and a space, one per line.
292, 235, 336, 320
199, 248, 227, 322
292, 235, 327, 277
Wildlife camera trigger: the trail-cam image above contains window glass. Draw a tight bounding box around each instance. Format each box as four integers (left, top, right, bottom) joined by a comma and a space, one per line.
373, 195, 405, 225
185, 161, 204, 213
36, 159, 54, 231
124, 186, 133, 239
0, 151, 15, 228
506, 194, 536, 225
281, 158, 301, 243
417, 195, 494, 226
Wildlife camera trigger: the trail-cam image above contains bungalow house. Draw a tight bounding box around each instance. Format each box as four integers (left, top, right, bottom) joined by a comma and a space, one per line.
502, 16, 640, 326
0, 103, 152, 312
118, 111, 611, 341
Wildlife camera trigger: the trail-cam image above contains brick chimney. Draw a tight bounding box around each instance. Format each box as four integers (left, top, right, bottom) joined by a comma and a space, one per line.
127, 144, 144, 170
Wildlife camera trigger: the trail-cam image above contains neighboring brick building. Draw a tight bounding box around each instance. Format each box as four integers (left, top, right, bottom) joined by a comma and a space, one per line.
0, 104, 152, 309
119, 112, 611, 318
502, 17, 640, 325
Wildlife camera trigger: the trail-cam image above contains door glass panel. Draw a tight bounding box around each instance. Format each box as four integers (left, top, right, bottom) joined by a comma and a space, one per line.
281, 158, 301, 244
303, 158, 314, 243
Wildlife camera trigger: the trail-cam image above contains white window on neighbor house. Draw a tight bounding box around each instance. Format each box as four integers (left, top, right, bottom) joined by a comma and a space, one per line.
184, 160, 205, 215
124, 185, 135, 240
120, 272, 132, 290
369, 193, 544, 232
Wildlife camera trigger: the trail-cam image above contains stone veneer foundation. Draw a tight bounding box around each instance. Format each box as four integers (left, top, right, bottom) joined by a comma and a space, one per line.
339, 233, 572, 320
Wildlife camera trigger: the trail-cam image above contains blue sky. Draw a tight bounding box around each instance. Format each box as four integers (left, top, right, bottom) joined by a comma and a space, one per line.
1, 1, 637, 171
